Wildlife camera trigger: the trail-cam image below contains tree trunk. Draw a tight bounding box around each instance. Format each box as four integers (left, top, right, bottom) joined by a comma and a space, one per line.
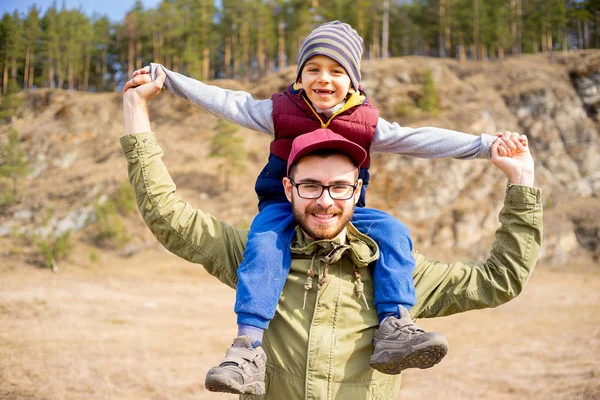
3, 63, 8, 94
541, 21, 547, 53
57, 61, 64, 89
371, 20, 380, 59
152, 29, 160, 64
546, 28, 553, 54
11, 58, 17, 80
83, 54, 90, 91
445, 0, 452, 57
584, 20, 590, 49
201, 1, 210, 80
402, 35, 409, 56
203, 47, 210, 80
480, 44, 487, 60
68, 63, 74, 91
439, 0, 447, 57
278, 17, 285, 70
382, 0, 389, 58
102, 49, 107, 90
128, 37, 135, 77
24, 49, 30, 89
136, 40, 142, 70
458, 32, 466, 62
511, 0, 522, 56
242, 20, 250, 82
257, 23, 265, 79
48, 56, 55, 89
596, 12, 600, 48
224, 35, 231, 78
311, 0, 319, 27
173, 55, 179, 73
473, 0, 479, 60
29, 52, 35, 88
233, 29, 240, 78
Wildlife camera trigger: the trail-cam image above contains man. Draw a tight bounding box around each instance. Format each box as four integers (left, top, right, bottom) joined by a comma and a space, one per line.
122, 72, 541, 399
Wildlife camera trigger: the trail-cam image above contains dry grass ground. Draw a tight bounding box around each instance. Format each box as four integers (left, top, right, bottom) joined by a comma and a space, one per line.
1, 247, 599, 400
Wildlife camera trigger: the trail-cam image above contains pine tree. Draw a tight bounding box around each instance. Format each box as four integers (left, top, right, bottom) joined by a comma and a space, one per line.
209, 119, 245, 192
23, 6, 40, 89
0, 128, 29, 206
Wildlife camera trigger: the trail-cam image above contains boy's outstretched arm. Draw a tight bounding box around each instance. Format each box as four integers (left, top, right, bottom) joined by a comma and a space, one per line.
371, 117, 498, 159
141, 63, 275, 135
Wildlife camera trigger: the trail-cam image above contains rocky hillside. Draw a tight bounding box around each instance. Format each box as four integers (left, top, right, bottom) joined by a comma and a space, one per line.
1, 50, 599, 267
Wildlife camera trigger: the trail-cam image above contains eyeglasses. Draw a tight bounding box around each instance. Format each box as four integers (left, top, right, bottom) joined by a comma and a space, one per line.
289, 180, 358, 200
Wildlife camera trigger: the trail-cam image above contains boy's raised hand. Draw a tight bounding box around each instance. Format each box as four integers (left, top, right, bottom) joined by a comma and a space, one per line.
491, 131, 534, 187
132, 66, 151, 76
122, 67, 156, 95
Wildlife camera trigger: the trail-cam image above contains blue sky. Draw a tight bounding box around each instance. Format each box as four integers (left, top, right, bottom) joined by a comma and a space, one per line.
0, 0, 163, 22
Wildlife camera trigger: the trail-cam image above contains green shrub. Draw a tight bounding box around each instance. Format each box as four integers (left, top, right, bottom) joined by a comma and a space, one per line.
0, 81, 23, 122
91, 181, 136, 248
417, 69, 440, 115
114, 180, 137, 214
36, 230, 73, 269
89, 249, 99, 263
93, 198, 131, 248
0, 128, 30, 208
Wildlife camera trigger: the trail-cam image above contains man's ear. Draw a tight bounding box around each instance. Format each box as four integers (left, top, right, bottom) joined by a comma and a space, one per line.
296, 77, 303, 89
353, 179, 363, 205
283, 177, 293, 202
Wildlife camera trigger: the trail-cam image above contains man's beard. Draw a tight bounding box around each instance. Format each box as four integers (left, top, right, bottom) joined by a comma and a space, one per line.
292, 198, 354, 240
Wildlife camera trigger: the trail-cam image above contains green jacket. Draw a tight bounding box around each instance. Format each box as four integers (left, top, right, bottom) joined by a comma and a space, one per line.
120, 132, 543, 400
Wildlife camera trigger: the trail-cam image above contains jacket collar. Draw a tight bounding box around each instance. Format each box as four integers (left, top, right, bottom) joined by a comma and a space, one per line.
290, 222, 379, 268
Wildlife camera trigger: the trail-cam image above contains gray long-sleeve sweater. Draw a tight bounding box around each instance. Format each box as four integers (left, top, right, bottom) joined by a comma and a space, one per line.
149, 63, 495, 159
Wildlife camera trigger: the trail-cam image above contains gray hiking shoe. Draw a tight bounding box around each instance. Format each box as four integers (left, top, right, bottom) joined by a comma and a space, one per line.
204, 336, 267, 395
370, 306, 448, 374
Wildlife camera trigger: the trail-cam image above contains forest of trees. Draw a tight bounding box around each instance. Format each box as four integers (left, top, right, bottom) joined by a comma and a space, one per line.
0, 0, 599, 94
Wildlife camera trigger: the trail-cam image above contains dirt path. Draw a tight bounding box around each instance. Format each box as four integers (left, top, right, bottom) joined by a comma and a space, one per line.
1, 249, 599, 400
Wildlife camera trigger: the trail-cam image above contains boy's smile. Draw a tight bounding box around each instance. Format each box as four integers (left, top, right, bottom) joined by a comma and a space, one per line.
297, 55, 355, 110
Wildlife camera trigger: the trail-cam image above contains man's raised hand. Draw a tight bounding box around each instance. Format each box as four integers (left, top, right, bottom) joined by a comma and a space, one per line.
122, 67, 166, 105
491, 132, 534, 187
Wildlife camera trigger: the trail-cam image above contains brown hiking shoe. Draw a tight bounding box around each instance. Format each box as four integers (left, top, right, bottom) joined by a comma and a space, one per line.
204, 336, 267, 395
370, 306, 448, 374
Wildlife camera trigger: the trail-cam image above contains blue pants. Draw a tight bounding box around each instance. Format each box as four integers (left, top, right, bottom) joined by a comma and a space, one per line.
235, 156, 416, 328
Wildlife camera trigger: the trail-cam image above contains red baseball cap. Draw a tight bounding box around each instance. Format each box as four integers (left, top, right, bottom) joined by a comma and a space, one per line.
286, 129, 367, 176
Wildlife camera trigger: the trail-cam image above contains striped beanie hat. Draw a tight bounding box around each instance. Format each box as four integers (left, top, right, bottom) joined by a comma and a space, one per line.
296, 21, 363, 91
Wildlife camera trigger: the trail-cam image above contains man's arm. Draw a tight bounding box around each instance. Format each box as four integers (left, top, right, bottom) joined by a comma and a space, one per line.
122, 70, 246, 288
411, 134, 541, 318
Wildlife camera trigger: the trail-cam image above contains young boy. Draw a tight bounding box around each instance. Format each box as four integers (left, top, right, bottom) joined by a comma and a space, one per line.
129, 21, 500, 395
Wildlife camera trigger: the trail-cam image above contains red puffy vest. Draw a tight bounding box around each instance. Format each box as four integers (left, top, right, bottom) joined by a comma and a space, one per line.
270, 85, 379, 168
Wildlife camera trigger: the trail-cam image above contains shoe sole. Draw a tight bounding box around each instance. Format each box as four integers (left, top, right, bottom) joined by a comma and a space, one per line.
370, 340, 449, 375
205, 372, 265, 395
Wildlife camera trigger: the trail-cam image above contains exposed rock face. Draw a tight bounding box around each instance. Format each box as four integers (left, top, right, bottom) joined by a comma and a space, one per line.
355, 52, 600, 264
1, 51, 599, 266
